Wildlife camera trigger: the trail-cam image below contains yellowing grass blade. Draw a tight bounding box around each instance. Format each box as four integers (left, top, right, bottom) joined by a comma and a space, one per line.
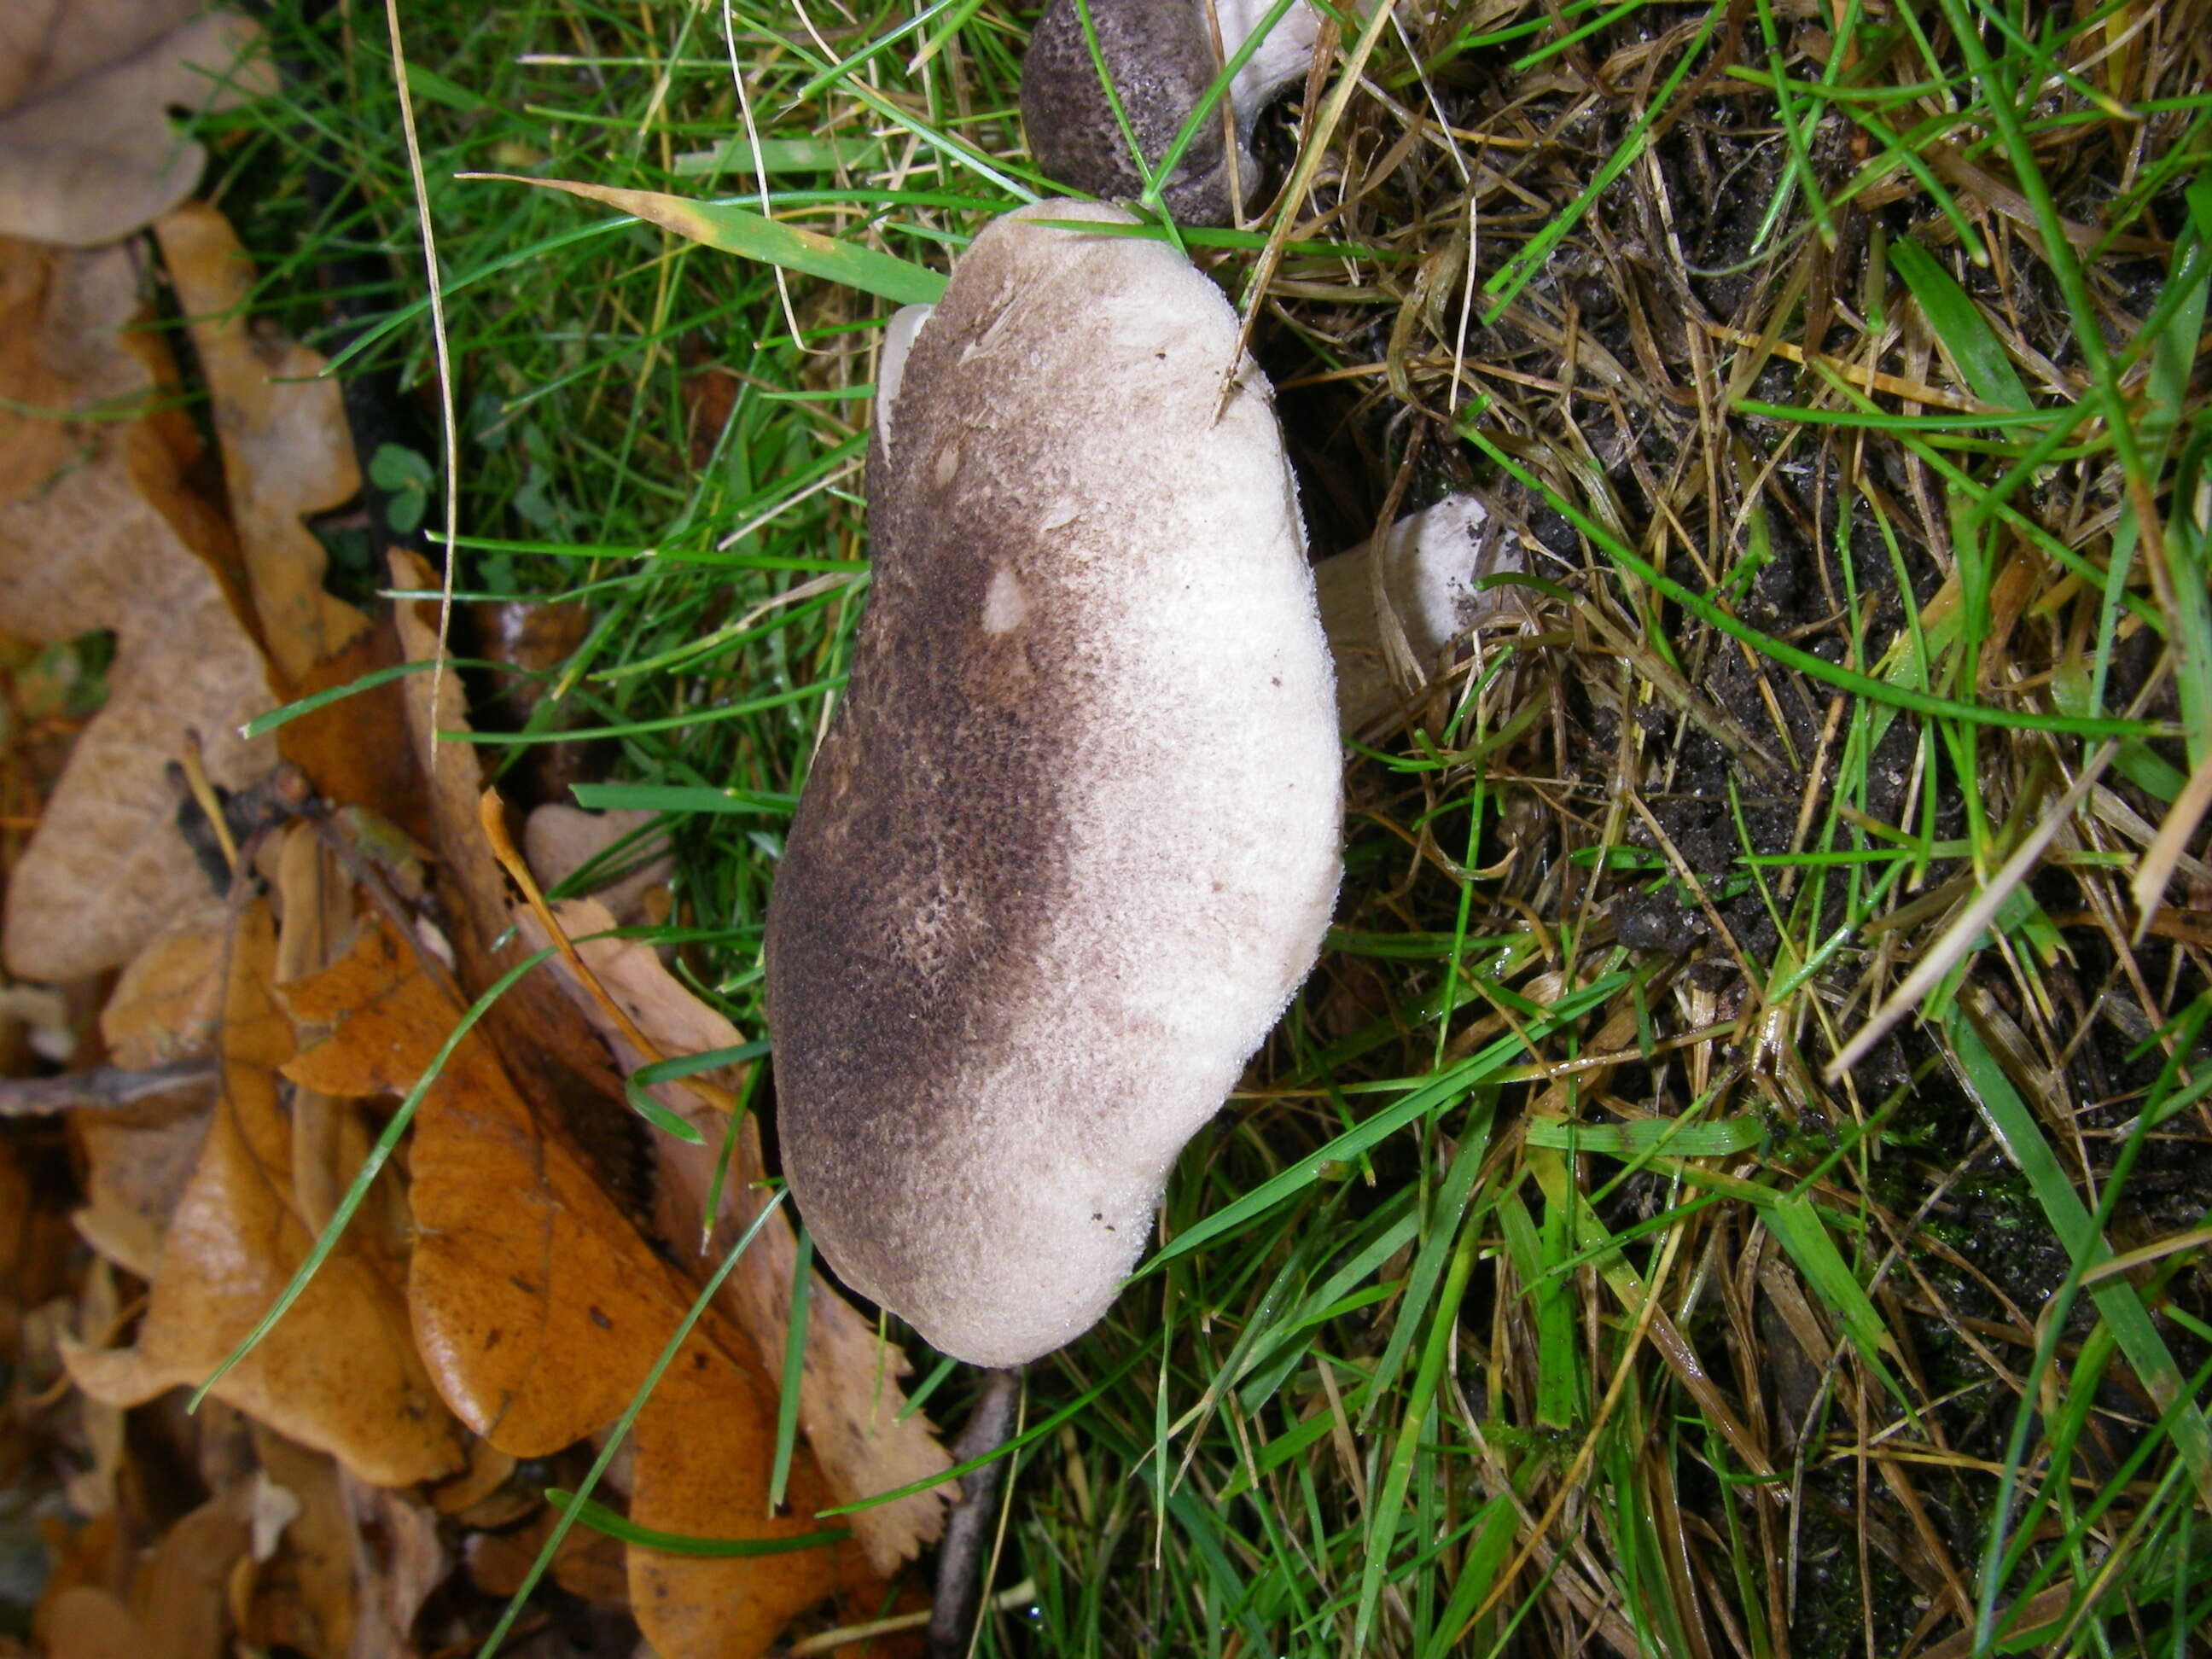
463, 173, 947, 307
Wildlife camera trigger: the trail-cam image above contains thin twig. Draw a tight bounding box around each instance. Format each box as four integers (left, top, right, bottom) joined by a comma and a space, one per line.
0, 1060, 218, 1117
928, 1367, 1024, 1659
383, 0, 463, 737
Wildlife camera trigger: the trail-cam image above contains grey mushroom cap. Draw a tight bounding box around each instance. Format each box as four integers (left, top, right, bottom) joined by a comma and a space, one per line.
765, 200, 1342, 1368
1019, 0, 1320, 225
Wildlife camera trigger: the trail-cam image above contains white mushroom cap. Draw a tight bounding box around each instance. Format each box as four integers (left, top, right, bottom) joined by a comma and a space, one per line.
765, 201, 1342, 1367
1019, 0, 1321, 225
1313, 493, 1524, 736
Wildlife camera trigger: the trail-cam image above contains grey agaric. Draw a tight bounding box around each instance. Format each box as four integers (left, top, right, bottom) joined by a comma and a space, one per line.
1019, 0, 1320, 225
763, 201, 1342, 1368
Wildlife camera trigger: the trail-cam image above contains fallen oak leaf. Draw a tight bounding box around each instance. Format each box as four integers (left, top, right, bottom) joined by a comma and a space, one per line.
39, 1475, 255, 1659
61, 899, 466, 1487
466, 1503, 631, 1611
525, 804, 672, 925
341, 1473, 446, 1659
237, 1461, 353, 1659
153, 203, 367, 686
281, 915, 870, 1658
70, 1080, 212, 1281
0, 238, 274, 981
0, 9, 276, 247
38, 1587, 142, 1659
272, 624, 434, 844
627, 1334, 870, 1659
478, 788, 722, 1136
102, 921, 229, 1068
240, 1423, 441, 1659
277, 916, 649, 1452
271, 821, 405, 1243
385, 547, 643, 1158
0, 237, 147, 499
385, 549, 508, 960
58, 1263, 130, 1520
524, 898, 953, 1576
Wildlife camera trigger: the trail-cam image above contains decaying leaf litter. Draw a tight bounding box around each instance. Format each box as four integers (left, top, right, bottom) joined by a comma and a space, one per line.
4, 3, 2211, 1659
3, 9, 951, 1659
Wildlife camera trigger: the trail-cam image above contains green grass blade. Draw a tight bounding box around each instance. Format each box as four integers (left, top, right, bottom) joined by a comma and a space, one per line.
1353, 1211, 1481, 1651
1761, 1193, 1902, 1397
569, 783, 797, 816
1887, 238, 2034, 414
1461, 422, 2161, 738
542, 1490, 847, 1556
1522, 1115, 1767, 1157
1947, 1009, 2212, 1509
464, 173, 947, 306
767, 1228, 812, 1511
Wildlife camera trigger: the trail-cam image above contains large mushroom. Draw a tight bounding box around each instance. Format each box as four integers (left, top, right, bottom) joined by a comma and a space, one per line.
764, 201, 1342, 1369
1019, 0, 1322, 224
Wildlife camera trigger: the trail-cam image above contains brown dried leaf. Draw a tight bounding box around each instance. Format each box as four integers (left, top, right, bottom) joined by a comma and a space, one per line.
528, 899, 952, 1575
628, 1348, 847, 1659
0, 10, 275, 247
71, 1082, 212, 1280
102, 923, 228, 1068
386, 549, 507, 961
128, 1481, 255, 1659
0, 238, 144, 500
465, 1505, 629, 1610
60, 1265, 129, 1519
30, 1512, 127, 1635
241, 1428, 358, 1659
341, 1477, 445, 1659
40, 1586, 146, 1659
282, 917, 858, 1657
61, 900, 465, 1487
273, 823, 398, 1241
153, 204, 366, 685
384, 548, 657, 1231
276, 622, 433, 845
279, 917, 638, 1452
0, 239, 273, 981
524, 806, 672, 925
41, 1481, 255, 1659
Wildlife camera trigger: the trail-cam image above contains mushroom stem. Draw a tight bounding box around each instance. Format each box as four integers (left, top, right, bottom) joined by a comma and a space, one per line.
927, 1368, 1025, 1659
1312, 494, 1526, 737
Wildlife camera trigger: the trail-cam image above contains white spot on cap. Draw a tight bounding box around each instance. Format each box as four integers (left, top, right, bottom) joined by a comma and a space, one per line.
934, 439, 961, 488
981, 565, 1028, 633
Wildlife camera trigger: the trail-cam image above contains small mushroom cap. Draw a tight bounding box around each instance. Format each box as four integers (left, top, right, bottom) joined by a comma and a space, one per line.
1019, 0, 1319, 226
1213, 0, 1323, 120
765, 201, 1342, 1367
1313, 494, 1522, 735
